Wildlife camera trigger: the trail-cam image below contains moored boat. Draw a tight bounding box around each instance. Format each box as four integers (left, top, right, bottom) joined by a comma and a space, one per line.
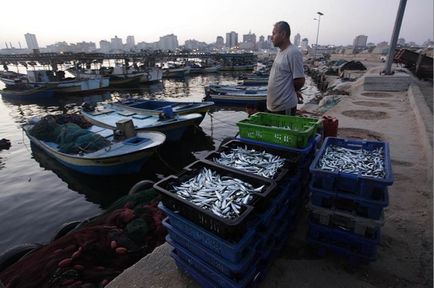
23, 115, 166, 175
81, 104, 202, 141
204, 84, 267, 106
0, 85, 55, 100
114, 99, 214, 124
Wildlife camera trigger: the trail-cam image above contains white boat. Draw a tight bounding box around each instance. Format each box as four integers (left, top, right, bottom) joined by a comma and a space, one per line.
71, 66, 163, 86
23, 116, 166, 175
1, 70, 109, 94
81, 103, 202, 141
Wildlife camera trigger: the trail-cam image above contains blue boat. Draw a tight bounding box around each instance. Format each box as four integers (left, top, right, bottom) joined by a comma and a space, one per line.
23, 117, 166, 175
114, 99, 214, 125
81, 103, 202, 141
204, 84, 267, 106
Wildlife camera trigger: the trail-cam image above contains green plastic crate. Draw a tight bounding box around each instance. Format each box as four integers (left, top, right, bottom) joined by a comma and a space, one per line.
236, 112, 320, 148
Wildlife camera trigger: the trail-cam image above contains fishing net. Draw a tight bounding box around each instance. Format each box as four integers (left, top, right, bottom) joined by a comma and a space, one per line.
0, 187, 166, 288
29, 115, 110, 154
56, 123, 110, 154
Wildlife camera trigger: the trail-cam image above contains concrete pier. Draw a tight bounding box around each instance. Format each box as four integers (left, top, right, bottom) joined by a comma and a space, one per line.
106, 58, 433, 288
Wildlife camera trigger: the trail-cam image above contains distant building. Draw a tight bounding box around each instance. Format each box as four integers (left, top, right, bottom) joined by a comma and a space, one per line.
99, 40, 111, 53
159, 34, 178, 51
294, 33, 301, 47
215, 36, 224, 49
75, 41, 96, 52
126, 36, 135, 50
226, 31, 238, 48
136, 41, 159, 51
353, 35, 368, 53
111, 36, 123, 51
422, 39, 433, 47
397, 38, 406, 46
184, 39, 207, 51
241, 32, 256, 50
24, 33, 39, 50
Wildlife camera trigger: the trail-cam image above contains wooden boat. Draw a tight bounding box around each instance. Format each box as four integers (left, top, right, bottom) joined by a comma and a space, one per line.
81, 104, 202, 141
71, 66, 163, 86
23, 117, 166, 175
0, 70, 109, 94
0, 85, 55, 100
115, 99, 214, 122
204, 84, 267, 106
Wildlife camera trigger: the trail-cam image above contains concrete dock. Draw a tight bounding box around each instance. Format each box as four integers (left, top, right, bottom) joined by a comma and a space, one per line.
107, 60, 433, 288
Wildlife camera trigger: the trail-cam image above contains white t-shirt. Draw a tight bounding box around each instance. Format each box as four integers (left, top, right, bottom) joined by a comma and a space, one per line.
267, 45, 304, 111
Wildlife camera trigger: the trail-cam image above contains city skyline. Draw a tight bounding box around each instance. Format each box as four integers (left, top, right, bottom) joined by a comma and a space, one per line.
0, 0, 432, 48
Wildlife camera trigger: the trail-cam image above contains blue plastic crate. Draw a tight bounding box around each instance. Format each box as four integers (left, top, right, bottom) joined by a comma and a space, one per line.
154, 160, 278, 241
164, 219, 260, 278
258, 172, 302, 229
238, 133, 321, 157
204, 139, 302, 181
307, 221, 380, 263
159, 202, 258, 263
310, 137, 393, 201
310, 184, 388, 220
172, 244, 259, 288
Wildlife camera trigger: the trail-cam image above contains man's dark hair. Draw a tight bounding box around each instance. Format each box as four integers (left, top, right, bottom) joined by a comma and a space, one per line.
275, 21, 291, 38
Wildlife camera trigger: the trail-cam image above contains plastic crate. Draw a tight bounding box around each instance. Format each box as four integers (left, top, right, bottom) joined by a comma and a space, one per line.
153, 160, 277, 240
310, 185, 388, 220
307, 221, 380, 264
171, 245, 259, 288
237, 112, 320, 148
203, 139, 301, 180
258, 171, 302, 229
309, 203, 384, 239
309, 137, 393, 201
238, 133, 321, 159
159, 202, 257, 263
164, 219, 260, 278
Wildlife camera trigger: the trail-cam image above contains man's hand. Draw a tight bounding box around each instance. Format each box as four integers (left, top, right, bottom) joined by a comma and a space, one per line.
296, 91, 304, 104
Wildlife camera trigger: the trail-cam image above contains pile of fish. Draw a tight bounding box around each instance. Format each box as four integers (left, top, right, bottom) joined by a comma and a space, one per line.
172, 167, 265, 219
213, 146, 285, 178
317, 145, 385, 178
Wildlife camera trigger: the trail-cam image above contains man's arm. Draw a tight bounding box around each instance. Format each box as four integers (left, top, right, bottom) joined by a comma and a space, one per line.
294, 77, 305, 91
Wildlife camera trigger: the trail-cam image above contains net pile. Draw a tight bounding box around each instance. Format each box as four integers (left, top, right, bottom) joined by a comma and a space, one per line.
0, 188, 166, 288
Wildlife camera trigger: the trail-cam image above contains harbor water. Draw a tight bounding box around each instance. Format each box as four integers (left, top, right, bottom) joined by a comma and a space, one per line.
0, 72, 319, 253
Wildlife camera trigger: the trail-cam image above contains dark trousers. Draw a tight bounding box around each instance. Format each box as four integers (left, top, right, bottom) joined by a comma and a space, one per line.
267, 106, 297, 116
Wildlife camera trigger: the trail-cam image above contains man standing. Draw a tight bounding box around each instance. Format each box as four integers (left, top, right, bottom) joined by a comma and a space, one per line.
267, 21, 305, 115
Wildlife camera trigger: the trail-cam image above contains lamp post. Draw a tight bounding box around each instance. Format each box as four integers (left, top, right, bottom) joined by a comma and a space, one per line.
313, 11, 324, 62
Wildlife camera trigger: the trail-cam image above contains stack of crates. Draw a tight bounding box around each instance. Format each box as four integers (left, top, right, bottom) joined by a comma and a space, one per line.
153, 112, 321, 287
236, 112, 322, 204
155, 160, 301, 288
308, 137, 394, 264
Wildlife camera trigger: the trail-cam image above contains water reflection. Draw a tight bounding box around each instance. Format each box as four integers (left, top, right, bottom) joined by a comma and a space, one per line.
27, 125, 215, 209
0, 73, 319, 253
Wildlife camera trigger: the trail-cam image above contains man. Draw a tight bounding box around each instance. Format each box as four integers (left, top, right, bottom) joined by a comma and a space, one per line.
267, 21, 305, 115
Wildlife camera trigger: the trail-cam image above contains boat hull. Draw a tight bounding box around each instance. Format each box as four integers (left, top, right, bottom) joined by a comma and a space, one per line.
0, 87, 55, 99
207, 94, 266, 106
24, 124, 166, 175
115, 100, 214, 125
81, 107, 202, 142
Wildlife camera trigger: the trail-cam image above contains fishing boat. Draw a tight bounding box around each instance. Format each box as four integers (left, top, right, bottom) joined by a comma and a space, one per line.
70, 66, 163, 86
162, 63, 191, 78
0, 85, 55, 100
23, 116, 166, 175
114, 99, 214, 124
81, 103, 202, 141
204, 84, 267, 106
0, 70, 109, 94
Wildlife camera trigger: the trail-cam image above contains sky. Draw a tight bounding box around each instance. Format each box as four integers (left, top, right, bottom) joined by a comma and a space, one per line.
0, 0, 432, 48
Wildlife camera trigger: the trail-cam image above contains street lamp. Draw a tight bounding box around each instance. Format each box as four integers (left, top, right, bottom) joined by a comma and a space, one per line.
313, 11, 324, 62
